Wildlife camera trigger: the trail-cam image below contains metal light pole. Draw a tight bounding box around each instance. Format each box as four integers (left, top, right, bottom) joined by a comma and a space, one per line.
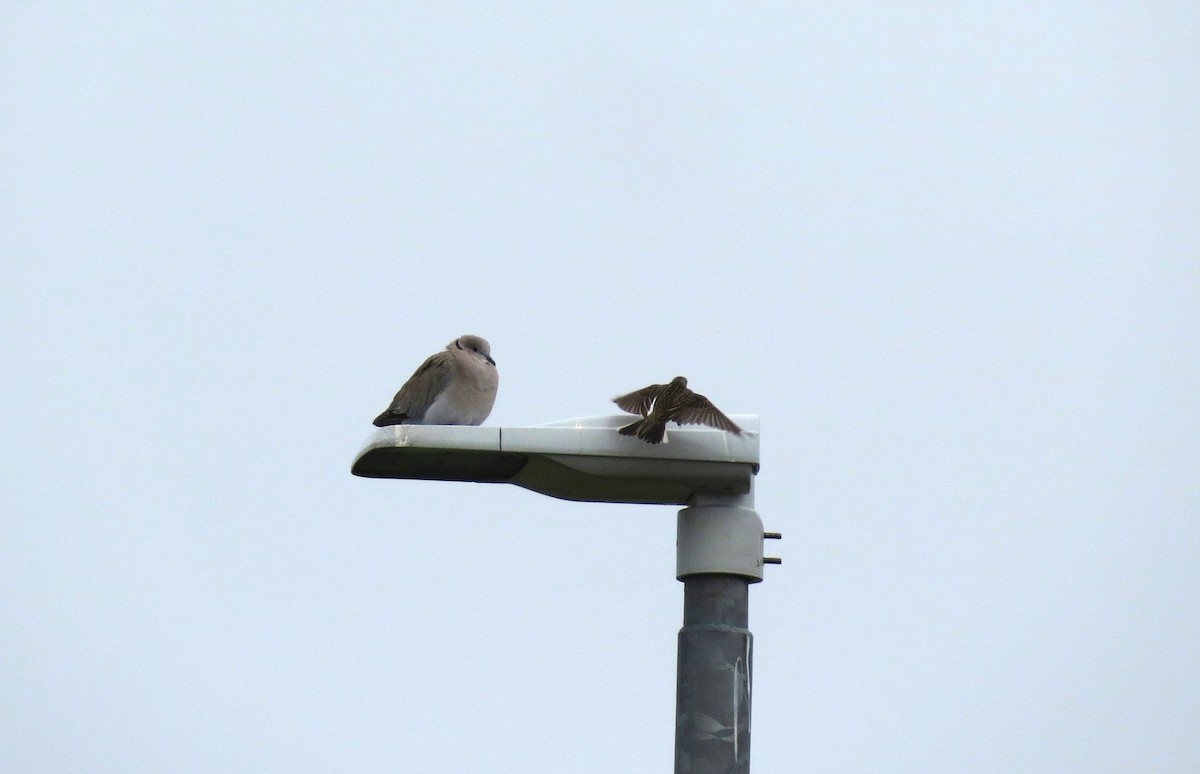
351, 415, 779, 773
675, 487, 770, 773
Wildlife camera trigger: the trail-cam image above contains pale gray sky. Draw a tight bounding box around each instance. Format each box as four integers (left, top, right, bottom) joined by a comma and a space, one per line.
2, 4, 1198, 772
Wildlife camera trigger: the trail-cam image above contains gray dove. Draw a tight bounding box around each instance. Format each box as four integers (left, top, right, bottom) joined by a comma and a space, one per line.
613, 376, 741, 444
373, 335, 498, 426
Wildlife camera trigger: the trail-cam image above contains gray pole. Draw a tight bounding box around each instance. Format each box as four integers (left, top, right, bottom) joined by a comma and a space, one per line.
676, 573, 752, 772
674, 489, 773, 774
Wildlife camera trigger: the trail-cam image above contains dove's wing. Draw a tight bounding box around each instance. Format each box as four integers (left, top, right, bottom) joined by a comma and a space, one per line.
374, 351, 453, 425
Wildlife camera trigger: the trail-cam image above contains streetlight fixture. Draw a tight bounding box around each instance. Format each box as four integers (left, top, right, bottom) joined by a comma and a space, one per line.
352, 414, 779, 773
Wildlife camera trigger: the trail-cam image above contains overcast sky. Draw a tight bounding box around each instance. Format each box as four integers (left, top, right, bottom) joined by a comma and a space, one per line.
3, 4, 1198, 772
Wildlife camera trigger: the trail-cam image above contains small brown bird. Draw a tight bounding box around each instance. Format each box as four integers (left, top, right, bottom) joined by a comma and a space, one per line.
613, 376, 742, 444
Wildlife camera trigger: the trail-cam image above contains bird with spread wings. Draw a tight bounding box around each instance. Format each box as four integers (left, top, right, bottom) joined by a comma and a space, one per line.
612, 376, 741, 444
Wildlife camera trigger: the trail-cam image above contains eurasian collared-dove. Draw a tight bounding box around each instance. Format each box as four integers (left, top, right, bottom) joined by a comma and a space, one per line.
373, 335, 498, 427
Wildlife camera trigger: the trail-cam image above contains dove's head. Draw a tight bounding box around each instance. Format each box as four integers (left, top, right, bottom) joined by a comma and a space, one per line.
453, 334, 495, 366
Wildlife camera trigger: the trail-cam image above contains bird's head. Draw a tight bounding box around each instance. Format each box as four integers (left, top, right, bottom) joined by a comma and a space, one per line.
454, 334, 496, 366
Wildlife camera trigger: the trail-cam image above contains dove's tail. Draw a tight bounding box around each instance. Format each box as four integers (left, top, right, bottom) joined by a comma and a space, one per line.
373, 411, 409, 427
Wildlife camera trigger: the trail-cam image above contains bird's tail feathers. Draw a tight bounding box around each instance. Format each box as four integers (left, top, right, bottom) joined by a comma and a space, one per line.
373, 412, 407, 427
619, 418, 666, 444
638, 422, 667, 444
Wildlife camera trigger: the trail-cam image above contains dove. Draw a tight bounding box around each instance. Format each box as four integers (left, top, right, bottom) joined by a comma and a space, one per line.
613, 376, 741, 444
373, 335, 498, 426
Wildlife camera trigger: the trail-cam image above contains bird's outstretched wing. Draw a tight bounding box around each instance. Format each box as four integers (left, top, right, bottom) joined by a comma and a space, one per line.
672, 393, 742, 435
613, 383, 663, 416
